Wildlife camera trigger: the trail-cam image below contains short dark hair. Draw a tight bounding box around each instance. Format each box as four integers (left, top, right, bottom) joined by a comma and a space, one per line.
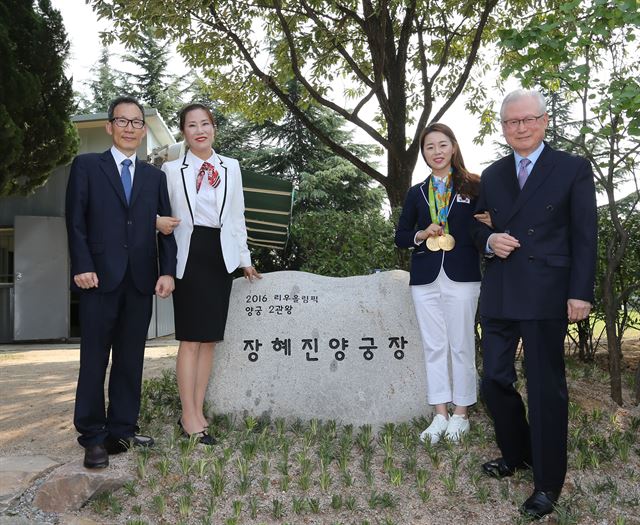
178, 103, 216, 132
107, 96, 145, 121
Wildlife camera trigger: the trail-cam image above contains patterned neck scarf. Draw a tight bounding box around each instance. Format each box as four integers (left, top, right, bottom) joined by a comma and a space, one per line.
431, 171, 452, 225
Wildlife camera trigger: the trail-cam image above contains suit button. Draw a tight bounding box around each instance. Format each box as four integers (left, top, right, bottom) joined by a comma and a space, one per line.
127, 220, 132, 225
504, 229, 510, 235
528, 256, 534, 261
546, 204, 554, 211
123, 244, 128, 249
527, 228, 534, 235
492, 208, 498, 213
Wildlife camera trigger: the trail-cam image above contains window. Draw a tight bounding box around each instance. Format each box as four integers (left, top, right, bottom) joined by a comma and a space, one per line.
0, 229, 14, 285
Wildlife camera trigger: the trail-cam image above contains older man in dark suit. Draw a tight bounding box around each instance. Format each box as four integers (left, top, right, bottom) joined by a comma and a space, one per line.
472, 89, 597, 519
66, 96, 177, 469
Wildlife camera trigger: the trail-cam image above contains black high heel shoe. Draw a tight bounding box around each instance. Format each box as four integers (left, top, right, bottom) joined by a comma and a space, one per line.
177, 418, 216, 445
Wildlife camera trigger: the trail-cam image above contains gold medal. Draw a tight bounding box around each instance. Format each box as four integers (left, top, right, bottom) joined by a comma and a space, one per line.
438, 234, 455, 251
426, 236, 441, 251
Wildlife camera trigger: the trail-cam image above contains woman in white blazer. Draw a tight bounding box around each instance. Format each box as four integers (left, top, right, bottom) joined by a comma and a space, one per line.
158, 103, 260, 444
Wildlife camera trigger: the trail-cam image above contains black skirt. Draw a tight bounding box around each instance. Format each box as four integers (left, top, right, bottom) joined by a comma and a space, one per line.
173, 226, 233, 342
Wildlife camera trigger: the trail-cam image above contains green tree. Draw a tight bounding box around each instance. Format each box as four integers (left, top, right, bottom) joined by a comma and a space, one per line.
78, 46, 123, 113
498, 0, 640, 404
91, 0, 514, 207
0, 0, 78, 195
122, 27, 186, 126
291, 156, 396, 276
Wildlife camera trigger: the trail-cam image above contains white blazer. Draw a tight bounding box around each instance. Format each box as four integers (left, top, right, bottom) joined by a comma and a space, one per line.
162, 152, 252, 278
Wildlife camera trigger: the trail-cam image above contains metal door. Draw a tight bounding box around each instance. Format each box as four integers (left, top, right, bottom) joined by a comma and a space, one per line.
14, 216, 69, 340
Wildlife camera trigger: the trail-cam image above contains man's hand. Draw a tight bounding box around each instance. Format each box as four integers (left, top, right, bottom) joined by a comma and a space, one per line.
155, 275, 175, 298
74, 272, 99, 289
488, 233, 520, 259
156, 216, 180, 235
567, 298, 592, 323
243, 266, 262, 282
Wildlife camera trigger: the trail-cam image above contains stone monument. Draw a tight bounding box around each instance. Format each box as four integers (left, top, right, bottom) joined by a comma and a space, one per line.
207, 270, 430, 427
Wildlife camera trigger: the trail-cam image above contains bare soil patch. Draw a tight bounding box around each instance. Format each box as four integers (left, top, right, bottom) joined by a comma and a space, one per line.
0, 342, 178, 462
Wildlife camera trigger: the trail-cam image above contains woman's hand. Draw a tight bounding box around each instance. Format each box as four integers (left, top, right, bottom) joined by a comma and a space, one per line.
415, 224, 443, 242
474, 211, 493, 229
156, 216, 181, 235
243, 266, 262, 282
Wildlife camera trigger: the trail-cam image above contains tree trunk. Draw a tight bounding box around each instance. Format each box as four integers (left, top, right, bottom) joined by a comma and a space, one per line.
602, 275, 623, 405
635, 364, 640, 405
576, 319, 591, 361
385, 150, 417, 209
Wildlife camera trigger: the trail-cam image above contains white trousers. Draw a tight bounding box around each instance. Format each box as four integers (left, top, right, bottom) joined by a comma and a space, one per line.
411, 269, 481, 407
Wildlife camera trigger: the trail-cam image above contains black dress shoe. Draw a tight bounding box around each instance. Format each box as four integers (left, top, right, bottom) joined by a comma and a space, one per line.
482, 457, 530, 478
84, 444, 109, 469
178, 418, 216, 445
104, 434, 155, 454
191, 429, 216, 445
520, 490, 558, 520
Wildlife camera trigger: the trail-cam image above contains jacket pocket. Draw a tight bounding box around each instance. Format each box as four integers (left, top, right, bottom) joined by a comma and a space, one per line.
546, 255, 571, 267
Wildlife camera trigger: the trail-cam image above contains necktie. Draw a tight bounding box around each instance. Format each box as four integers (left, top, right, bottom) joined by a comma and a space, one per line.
121, 159, 132, 204
196, 161, 221, 192
517, 158, 531, 189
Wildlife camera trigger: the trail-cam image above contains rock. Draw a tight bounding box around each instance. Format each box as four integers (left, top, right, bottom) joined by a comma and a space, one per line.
207, 270, 430, 427
33, 459, 134, 513
0, 455, 59, 511
0, 517, 48, 525
59, 514, 103, 525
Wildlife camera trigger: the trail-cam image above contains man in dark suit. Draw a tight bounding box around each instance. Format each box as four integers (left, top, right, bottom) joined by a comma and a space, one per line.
472, 89, 597, 519
66, 96, 177, 469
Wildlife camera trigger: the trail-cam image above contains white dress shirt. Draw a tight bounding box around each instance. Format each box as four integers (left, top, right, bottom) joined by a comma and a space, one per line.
110, 146, 137, 182
187, 149, 221, 228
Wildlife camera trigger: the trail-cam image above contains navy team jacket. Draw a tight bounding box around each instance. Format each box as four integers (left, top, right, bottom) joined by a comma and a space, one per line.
395, 176, 482, 285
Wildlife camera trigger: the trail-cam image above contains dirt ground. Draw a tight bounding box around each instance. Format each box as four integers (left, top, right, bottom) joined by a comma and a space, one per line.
0, 339, 179, 462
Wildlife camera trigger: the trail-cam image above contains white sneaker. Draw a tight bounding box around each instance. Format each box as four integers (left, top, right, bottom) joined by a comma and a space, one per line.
419, 414, 449, 444
444, 414, 470, 442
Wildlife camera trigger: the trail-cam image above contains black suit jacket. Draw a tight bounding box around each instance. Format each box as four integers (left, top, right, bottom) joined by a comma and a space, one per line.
471, 144, 597, 320
65, 150, 177, 294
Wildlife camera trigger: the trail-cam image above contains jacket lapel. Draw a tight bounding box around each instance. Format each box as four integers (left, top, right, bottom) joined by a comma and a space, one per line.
419, 178, 429, 208
129, 159, 147, 207
180, 154, 196, 223
488, 155, 519, 227
101, 150, 127, 207
214, 153, 228, 224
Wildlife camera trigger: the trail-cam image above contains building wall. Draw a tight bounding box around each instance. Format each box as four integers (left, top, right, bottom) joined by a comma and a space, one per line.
0, 166, 70, 226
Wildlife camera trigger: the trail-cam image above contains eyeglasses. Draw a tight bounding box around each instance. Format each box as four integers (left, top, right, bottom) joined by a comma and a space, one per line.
110, 117, 145, 129
502, 114, 545, 130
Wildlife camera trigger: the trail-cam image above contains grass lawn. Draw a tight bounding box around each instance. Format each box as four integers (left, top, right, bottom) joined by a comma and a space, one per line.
68, 356, 640, 525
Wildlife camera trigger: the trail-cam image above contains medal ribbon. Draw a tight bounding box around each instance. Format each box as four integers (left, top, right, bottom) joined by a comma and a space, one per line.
428, 171, 453, 234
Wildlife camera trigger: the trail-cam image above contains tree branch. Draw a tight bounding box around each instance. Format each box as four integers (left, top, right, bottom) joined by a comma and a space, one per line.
206, 2, 387, 186
431, 0, 498, 122
300, 0, 374, 89
272, 0, 389, 148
